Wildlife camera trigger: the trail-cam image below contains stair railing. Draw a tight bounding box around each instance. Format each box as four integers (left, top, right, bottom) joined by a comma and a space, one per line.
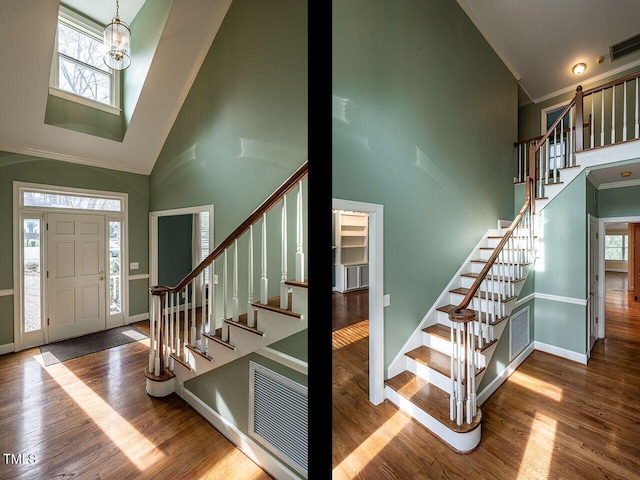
515, 72, 640, 196
449, 190, 534, 426
146, 161, 308, 378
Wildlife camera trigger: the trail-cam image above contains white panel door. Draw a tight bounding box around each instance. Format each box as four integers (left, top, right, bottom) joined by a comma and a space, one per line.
47, 213, 106, 342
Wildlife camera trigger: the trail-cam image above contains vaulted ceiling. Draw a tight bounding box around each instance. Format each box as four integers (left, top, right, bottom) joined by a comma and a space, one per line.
0, 0, 231, 174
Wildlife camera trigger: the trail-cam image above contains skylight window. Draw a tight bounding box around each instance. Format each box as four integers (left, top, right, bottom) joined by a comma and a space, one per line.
50, 7, 120, 114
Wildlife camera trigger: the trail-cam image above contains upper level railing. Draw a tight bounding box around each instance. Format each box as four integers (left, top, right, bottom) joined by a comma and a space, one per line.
146, 161, 308, 378
515, 72, 640, 198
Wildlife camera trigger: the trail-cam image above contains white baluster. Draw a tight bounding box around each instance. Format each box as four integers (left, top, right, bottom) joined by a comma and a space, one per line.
201, 272, 207, 355
296, 180, 305, 282
248, 226, 256, 328
170, 293, 175, 370
590, 93, 595, 148
623, 81, 628, 141
612, 86, 616, 144
544, 138, 550, 185
209, 261, 216, 334
568, 108, 572, 167
601, 89, 605, 146
232, 239, 239, 322
450, 323, 456, 422
281, 195, 289, 310
163, 295, 169, 368
456, 323, 463, 426
175, 289, 182, 361
149, 295, 156, 374
260, 213, 268, 304
560, 117, 564, 174
553, 126, 558, 183
184, 284, 189, 359
191, 279, 196, 347
222, 250, 229, 342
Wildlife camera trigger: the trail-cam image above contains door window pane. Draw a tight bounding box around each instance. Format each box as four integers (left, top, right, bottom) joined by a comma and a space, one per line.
109, 221, 122, 314
23, 219, 41, 333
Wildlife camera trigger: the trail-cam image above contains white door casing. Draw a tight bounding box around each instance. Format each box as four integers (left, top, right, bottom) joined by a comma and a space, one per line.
47, 213, 106, 342
588, 214, 598, 356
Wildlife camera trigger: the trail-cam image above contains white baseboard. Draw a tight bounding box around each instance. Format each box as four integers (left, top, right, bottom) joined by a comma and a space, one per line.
477, 343, 535, 406
0, 343, 15, 355
181, 387, 303, 480
126, 312, 149, 324
534, 341, 588, 365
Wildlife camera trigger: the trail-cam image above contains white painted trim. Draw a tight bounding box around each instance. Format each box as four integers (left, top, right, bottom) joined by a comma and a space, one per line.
477, 343, 535, 406
534, 341, 588, 364
0, 343, 16, 355
514, 292, 535, 308
604, 268, 628, 273
181, 387, 304, 480
534, 292, 588, 306
126, 312, 149, 325
129, 274, 149, 281
256, 347, 308, 376
0, 290, 13, 297
332, 199, 385, 405
598, 178, 640, 190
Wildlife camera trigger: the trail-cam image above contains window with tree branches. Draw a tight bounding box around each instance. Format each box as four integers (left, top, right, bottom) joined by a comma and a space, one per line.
50, 7, 120, 111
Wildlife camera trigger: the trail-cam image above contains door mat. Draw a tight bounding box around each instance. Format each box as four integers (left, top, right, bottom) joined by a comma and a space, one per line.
39, 325, 148, 366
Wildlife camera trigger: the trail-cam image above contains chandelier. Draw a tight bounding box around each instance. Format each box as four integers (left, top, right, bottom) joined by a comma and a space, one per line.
103, 0, 131, 70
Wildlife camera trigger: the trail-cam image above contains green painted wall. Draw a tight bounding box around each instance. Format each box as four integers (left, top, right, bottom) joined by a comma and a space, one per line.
158, 214, 192, 286
332, 0, 518, 370
148, 0, 307, 318
599, 184, 640, 217
0, 151, 149, 343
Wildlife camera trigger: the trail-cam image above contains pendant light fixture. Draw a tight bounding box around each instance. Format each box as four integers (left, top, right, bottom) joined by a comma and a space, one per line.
103, 0, 131, 70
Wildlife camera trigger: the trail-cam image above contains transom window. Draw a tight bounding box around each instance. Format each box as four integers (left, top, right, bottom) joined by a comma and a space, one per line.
50, 7, 120, 113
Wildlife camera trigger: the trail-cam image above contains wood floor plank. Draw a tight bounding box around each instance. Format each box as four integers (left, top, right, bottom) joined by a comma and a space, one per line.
0, 321, 272, 480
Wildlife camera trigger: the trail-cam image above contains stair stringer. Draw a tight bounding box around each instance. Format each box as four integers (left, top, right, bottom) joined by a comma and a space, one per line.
384, 222, 536, 453
171, 284, 308, 390
387, 227, 500, 380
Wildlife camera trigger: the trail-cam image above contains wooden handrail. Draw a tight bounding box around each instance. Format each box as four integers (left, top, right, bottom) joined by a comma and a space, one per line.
453, 194, 531, 314
151, 160, 308, 296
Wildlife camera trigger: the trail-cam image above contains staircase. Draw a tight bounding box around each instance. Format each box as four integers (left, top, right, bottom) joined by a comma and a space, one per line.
144, 161, 308, 398
385, 215, 535, 452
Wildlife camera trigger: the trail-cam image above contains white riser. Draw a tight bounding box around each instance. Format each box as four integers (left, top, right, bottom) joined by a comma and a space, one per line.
479, 248, 531, 262
470, 262, 524, 277
406, 357, 452, 394
290, 285, 308, 320
460, 276, 519, 294
422, 331, 454, 356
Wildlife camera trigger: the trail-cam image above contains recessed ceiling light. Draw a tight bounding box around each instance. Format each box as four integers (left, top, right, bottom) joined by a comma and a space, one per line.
572, 63, 587, 75
621, 171, 632, 177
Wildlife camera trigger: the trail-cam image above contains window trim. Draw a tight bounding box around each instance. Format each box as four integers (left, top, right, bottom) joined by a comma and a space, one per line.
49, 5, 121, 115
604, 233, 628, 261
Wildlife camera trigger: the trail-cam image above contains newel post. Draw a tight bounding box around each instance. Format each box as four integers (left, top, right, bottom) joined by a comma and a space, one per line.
575, 85, 584, 152
448, 308, 478, 425
149, 285, 170, 377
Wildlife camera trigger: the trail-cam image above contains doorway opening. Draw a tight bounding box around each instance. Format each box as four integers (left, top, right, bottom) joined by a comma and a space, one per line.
599, 216, 640, 344
332, 199, 384, 405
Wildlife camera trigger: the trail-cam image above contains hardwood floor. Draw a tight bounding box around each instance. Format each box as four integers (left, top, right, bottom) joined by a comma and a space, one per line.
332, 288, 640, 479
605, 271, 640, 342
0, 321, 272, 480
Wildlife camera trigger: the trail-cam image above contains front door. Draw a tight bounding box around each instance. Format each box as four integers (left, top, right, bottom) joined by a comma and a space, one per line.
47, 213, 106, 342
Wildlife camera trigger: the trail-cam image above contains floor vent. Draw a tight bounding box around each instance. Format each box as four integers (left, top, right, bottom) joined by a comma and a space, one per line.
510, 306, 530, 360
610, 32, 640, 61
249, 361, 308, 478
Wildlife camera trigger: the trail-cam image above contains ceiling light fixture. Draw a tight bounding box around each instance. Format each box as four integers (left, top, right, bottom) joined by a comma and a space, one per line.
103, 0, 131, 71
621, 171, 632, 178
572, 63, 587, 75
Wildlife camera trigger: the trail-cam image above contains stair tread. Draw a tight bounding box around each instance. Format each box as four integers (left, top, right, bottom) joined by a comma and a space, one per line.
224, 315, 265, 336
405, 345, 484, 377
423, 324, 498, 353
285, 277, 308, 288
471, 258, 532, 267
252, 294, 302, 319
203, 328, 237, 350
385, 371, 482, 434
437, 304, 508, 326
449, 287, 517, 303
461, 272, 525, 283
